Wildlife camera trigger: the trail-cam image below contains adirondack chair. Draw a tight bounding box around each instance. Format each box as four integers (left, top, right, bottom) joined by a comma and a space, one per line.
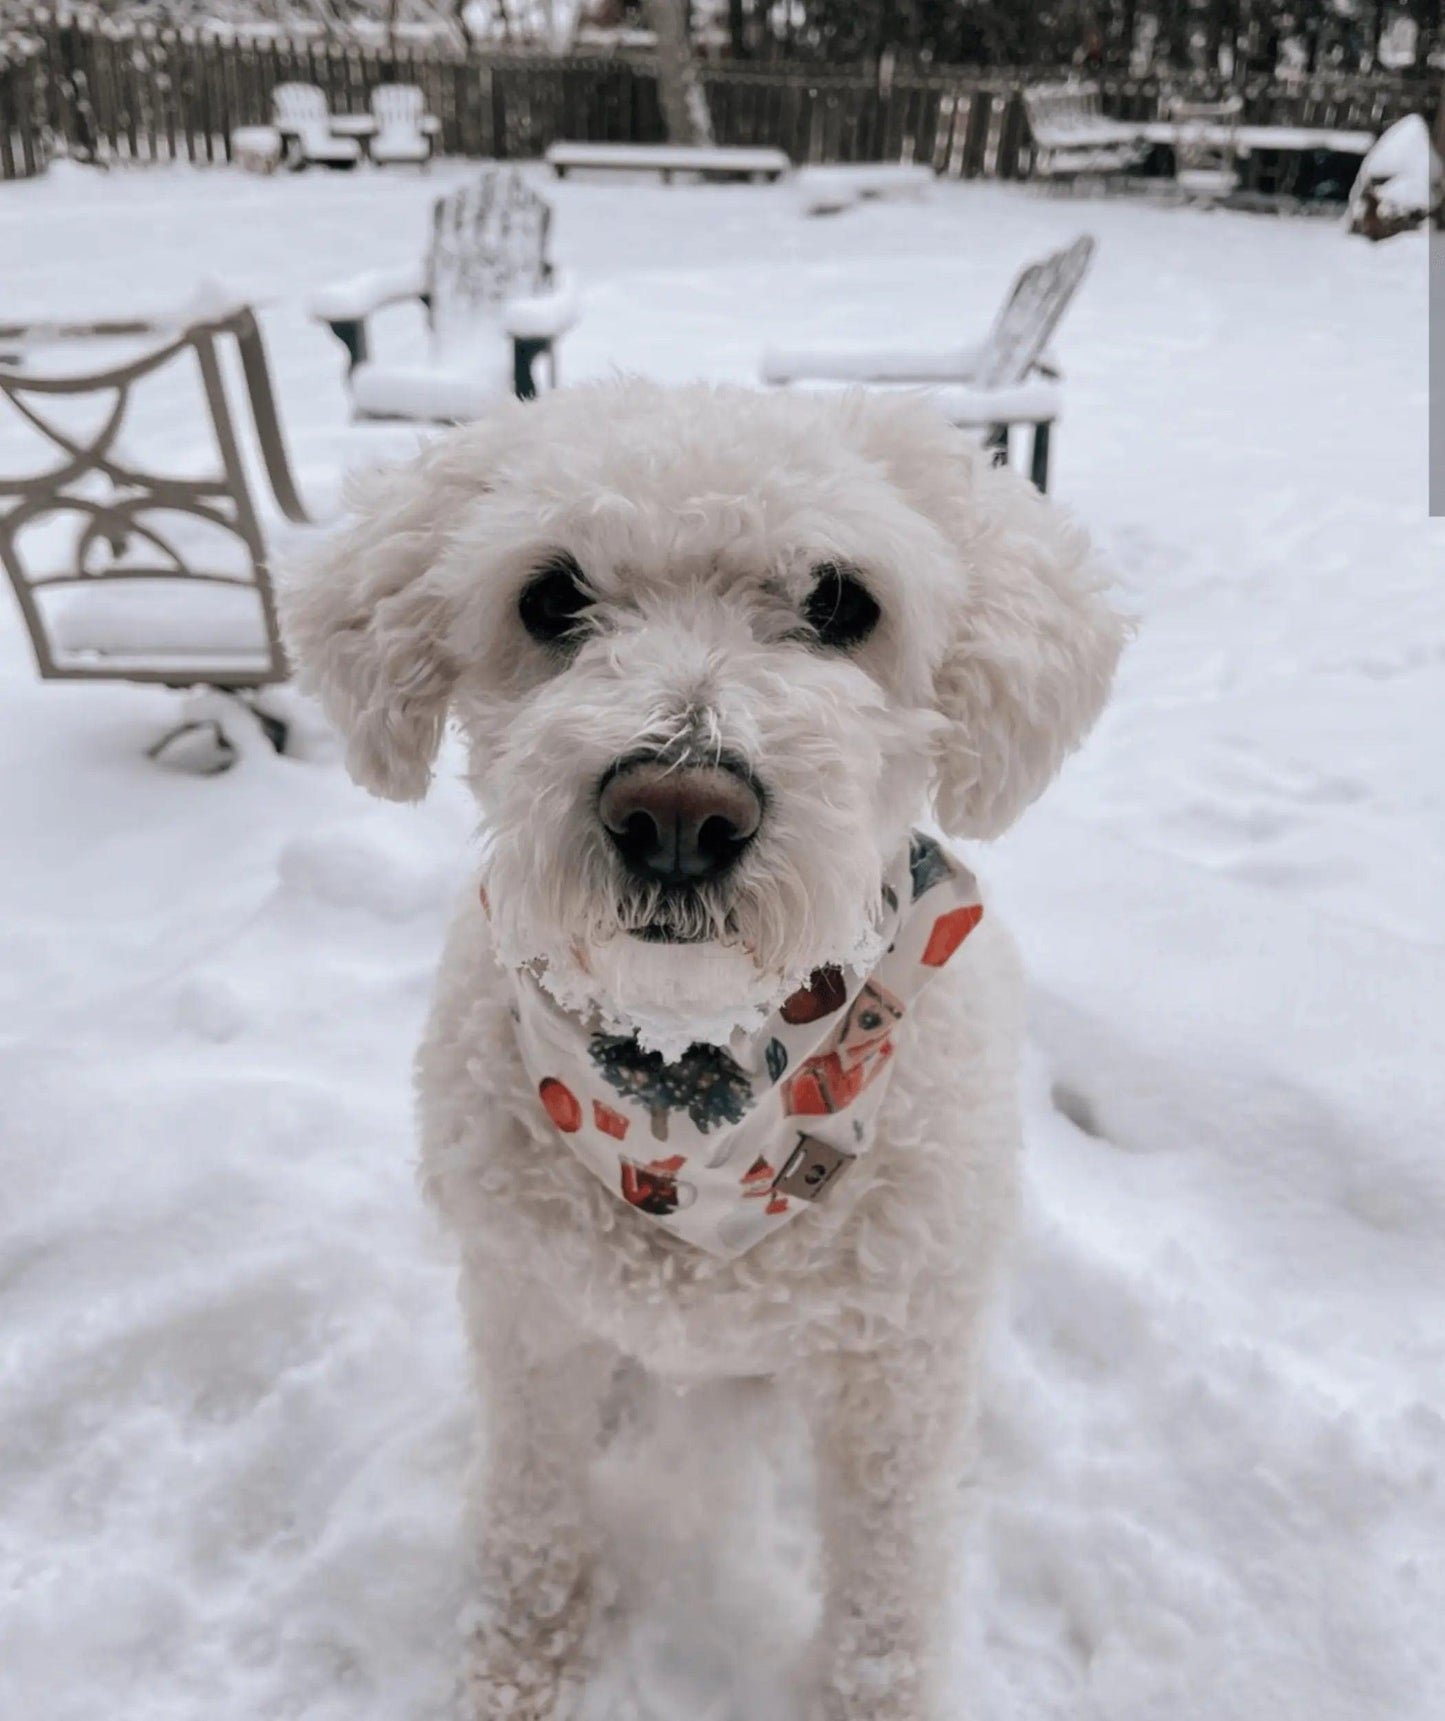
0, 304, 315, 770
369, 83, 438, 167
1169, 96, 1243, 203
271, 82, 361, 170
1023, 81, 1143, 185
310, 168, 579, 423
761, 235, 1096, 492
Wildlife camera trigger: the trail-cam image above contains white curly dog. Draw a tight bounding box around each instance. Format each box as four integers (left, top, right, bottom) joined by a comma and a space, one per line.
282, 379, 1124, 1721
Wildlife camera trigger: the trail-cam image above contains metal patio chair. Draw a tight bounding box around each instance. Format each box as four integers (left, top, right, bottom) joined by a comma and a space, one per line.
0, 306, 315, 769
1168, 96, 1243, 204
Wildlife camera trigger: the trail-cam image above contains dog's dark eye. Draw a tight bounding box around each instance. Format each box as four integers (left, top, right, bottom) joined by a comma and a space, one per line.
803, 564, 880, 650
519, 554, 591, 646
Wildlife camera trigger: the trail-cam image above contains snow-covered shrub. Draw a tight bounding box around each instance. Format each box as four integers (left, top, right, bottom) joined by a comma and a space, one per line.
1347, 114, 1443, 241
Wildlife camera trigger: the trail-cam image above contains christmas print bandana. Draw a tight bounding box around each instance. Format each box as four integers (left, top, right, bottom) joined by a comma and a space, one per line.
507, 833, 983, 1259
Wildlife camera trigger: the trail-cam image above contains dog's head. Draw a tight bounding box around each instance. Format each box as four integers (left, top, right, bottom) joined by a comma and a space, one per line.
282, 381, 1123, 1041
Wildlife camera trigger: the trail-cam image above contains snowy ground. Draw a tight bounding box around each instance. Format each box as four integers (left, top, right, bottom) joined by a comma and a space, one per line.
2, 162, 1443, 1721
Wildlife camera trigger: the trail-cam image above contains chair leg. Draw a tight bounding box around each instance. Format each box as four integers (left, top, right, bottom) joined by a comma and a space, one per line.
146, 718, 239, 776
239, 697, 290, 755
1030, 421, 1052, 492
512, 335, 553, 400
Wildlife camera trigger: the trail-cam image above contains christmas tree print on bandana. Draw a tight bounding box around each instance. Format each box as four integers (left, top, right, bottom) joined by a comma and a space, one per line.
589, 1036, 753, 1145
506, 830, 984, 1259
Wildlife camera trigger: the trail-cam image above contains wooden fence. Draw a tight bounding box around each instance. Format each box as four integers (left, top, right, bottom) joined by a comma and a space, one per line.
1, 18, 1437, 185
1, 43, 49, 179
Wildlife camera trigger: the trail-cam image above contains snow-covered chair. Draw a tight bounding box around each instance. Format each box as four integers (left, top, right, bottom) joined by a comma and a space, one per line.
1023, 82, 1143, 186
0, 302, 315, 769
1169, 96, 1243, 204
761, 235, 1096, 492
1348, 115, 1442, 240
271, 83, 360, 171
310, 168, 579, 423
369, 83, 438, 168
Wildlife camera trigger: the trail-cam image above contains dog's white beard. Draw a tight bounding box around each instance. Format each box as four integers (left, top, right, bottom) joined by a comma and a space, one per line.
484, 850, 894, 1060
535, 916, 890, 1061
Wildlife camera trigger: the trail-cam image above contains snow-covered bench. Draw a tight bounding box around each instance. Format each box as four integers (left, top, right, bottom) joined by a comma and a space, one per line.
794, 163, 935, 216
1023, 82, 1143, 185
545, 142, 791, 183
0, 301, 316, 769
271, 83, 361, 171
310, 167, 578, 422
762, 234, 1096, 492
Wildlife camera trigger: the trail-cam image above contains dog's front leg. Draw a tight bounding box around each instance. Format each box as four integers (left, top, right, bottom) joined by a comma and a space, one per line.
459, 1267, 616, 1721
800, 1339, 981, 1721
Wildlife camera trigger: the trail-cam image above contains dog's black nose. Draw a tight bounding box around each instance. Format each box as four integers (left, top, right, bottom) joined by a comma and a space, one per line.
598, 761, 762, 886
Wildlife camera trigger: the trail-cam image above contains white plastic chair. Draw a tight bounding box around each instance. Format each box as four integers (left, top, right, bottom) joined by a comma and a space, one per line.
310, 169, 579, 423
271, 83, 360, 171
763, 235, 1096, 492
369, 84, 437, 168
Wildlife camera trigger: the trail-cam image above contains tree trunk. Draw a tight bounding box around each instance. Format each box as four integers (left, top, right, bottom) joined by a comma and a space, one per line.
643, 0, 714, 145
727, 0, 746, 60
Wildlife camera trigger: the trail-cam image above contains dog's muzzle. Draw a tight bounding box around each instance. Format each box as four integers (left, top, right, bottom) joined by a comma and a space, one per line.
598, 758, 763, 892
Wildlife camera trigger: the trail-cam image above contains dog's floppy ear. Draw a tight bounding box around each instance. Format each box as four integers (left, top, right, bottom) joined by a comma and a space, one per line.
851, 395, 1128, 839
280, 421, 506, 801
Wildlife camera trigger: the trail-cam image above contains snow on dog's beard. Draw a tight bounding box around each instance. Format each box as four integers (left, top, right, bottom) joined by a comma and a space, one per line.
475, 599, 938, 1057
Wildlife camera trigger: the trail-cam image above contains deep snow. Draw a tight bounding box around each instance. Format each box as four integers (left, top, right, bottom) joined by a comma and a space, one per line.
1, 162, 1442, 1721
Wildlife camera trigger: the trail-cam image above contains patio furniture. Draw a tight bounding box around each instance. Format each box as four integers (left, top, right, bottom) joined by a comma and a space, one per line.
1136, 120, 1374, 206
368, 83, 439, 166
310, 167, 579, 423
0, 305, 314, 767
794, 163, 935, 216
271, 83, 361, 171
761, 234, 1096, 492
1023, 82, 1143, 186
545, 141, 790, 183
231, 124, 283, 174
1169, 96, 1243, 204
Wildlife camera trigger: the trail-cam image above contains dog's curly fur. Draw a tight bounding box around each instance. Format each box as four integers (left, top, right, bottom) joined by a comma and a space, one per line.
281, 380, 1124, 1720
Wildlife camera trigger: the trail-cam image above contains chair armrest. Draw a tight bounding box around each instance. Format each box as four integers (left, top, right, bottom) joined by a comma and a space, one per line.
502, 273, 581, 343
773, 376, 1063, 427
762, 340, 986, 386
307, 262, 427, 325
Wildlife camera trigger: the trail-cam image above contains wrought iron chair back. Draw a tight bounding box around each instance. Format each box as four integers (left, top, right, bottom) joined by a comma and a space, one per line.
426, 168, 552, 345
978, 234, 1096, 389
0, 308, 308, 688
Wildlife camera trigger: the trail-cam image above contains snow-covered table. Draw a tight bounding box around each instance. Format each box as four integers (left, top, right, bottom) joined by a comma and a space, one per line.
1137, 119, 1375, 202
